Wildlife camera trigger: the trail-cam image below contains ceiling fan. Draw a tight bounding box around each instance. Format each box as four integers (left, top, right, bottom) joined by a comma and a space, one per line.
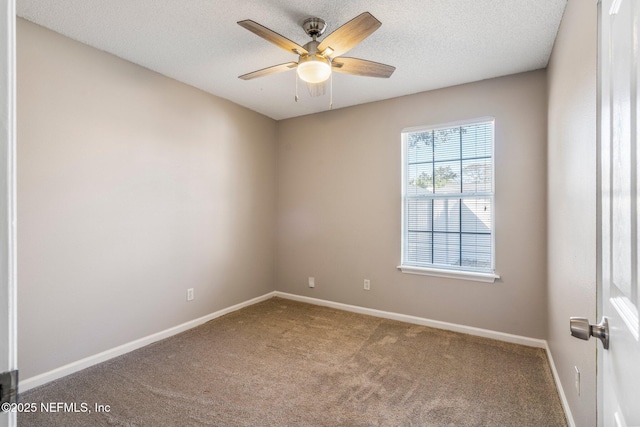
237, 12, 395, 98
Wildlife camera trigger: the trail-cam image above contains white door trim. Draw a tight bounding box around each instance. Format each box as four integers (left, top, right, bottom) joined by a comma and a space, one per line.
596, 0, 604, 424
0, 0, 17, 426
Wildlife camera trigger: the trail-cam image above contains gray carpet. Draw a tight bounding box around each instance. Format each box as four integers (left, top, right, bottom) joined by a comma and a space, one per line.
19, 297, 567, 426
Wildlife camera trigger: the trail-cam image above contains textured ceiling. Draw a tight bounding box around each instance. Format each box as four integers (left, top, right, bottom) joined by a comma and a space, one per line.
17, 0, 567, 120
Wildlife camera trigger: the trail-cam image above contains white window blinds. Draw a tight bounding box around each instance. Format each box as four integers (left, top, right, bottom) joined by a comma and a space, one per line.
401, 118, 495, 274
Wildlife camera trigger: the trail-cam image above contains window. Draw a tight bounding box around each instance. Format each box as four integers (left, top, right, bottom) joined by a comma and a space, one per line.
399, 118, 499, 282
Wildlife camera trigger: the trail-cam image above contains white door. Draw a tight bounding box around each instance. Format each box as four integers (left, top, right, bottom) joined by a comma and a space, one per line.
0, 0, 17, 426
599, 0, 640, 425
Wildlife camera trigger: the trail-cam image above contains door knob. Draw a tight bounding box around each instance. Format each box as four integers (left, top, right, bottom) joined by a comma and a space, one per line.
570, 317, 609, 349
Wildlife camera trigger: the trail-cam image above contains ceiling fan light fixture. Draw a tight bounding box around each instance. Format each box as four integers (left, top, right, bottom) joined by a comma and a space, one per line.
297, 54, 331, 83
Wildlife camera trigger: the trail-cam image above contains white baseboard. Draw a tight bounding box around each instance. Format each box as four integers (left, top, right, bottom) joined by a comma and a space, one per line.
274, 291, 546, 348
20, 291, 277, 392
544, 343, 577, 427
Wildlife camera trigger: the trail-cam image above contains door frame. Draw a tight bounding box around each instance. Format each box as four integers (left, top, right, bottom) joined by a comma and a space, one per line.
596, 1, 603, 424
0, 0, 18, 426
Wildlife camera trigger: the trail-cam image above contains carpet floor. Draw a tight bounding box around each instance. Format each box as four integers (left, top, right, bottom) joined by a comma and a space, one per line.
19, 297, 567, 426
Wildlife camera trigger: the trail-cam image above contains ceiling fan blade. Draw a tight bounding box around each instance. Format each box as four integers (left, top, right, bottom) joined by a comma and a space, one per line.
306, 81, 326, 97
238, 62, 298, 80
317, 12, 381, 58
238, 20, 308, 55
332, 57, 395, 78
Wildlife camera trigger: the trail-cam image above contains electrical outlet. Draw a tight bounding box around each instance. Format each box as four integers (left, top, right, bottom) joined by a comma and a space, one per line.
308, 277, 315, 288
574, 366, 580, 396
364, 279, 370, 291
187, 288, 194, 301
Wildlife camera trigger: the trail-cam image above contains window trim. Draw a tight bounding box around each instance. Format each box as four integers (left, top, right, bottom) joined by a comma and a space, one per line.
397, 265, 500, 283
399, 117, 498, 283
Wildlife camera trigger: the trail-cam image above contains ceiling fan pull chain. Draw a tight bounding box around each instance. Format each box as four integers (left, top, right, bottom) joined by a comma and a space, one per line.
295, 71, 299, 102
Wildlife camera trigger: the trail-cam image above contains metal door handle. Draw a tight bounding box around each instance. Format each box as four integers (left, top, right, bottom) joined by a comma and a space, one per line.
570, 317, 609, 349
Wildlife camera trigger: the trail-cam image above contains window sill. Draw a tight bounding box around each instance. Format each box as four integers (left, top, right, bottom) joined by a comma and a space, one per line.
397, 265, 500, 283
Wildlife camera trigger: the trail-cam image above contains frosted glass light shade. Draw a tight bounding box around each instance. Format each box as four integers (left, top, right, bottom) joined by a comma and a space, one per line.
297, 55, 331, 83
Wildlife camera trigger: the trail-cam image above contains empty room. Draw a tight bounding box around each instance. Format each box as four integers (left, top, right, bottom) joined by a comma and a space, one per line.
0, 0, 637, 426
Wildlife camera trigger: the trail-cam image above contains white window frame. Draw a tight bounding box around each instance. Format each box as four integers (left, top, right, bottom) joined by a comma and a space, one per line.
398, 117, 500, 283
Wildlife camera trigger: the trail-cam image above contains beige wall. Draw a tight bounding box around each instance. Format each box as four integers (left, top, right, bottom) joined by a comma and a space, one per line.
17, 19, 277, 379
546, 0, 598, 425
276, 70, 548, 338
